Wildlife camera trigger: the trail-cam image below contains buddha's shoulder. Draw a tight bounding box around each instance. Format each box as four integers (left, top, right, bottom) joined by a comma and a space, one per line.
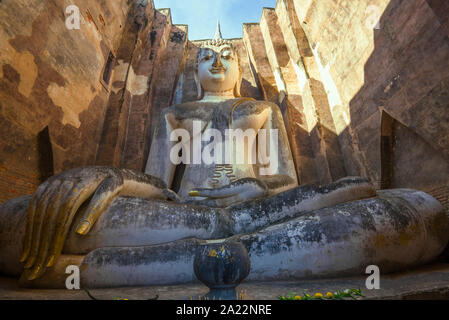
244, 99, 279, 110
162, 101, 212, 116
236, 98, 281, 116
161, 99, 280, 116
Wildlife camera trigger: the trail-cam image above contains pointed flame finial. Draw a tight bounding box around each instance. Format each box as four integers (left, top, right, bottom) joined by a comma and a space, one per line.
201, 20, 232, 48
214, 20, 223, 40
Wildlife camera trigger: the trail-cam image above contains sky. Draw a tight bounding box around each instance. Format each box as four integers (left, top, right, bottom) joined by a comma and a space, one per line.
153, 0, 278, 40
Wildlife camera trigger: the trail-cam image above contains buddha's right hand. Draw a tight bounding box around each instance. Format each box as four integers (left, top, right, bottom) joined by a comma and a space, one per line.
19, 166, 169, 281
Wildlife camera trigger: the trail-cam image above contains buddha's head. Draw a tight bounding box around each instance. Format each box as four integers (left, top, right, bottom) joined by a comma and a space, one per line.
195, 23, 242, 100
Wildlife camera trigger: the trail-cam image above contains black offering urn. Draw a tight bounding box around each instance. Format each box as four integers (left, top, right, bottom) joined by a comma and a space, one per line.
194, 241, 250, 300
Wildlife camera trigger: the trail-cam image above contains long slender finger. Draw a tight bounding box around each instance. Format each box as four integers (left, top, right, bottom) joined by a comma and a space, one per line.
213, 195, 243, 208
75, 174, 124, 235
45, 178, 104, 269
195, 198, 221, 207
189, 186, 238, 199
195, 195, 243, 208
24, 181, 62, 269
190, 179, 267, 199
27, 181, 74, 280
163, 189, 182, 202
20, 181, 50, 262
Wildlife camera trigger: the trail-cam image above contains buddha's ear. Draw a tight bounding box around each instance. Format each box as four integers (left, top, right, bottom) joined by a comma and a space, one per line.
194, 67, 203, 100
233, 65, 243, 97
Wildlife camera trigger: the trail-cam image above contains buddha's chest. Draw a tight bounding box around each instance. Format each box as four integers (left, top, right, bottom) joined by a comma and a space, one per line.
172, 101, 270, 134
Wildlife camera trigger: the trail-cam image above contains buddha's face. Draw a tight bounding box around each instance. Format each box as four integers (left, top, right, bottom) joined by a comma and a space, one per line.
197, 44, 240, 94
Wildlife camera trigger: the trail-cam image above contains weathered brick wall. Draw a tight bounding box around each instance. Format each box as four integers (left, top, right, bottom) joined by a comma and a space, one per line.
282, 0, 449, 193
0, 0, 130, 204
0, 164, 40, 201
95, 6, 191, 173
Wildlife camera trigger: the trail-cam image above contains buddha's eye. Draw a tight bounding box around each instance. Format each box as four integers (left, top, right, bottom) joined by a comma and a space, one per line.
201, 50, 214, 61
222, 50, 233, 60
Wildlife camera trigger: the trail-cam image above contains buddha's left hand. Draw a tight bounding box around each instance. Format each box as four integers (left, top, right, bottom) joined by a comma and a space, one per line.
188, 178, 269, 207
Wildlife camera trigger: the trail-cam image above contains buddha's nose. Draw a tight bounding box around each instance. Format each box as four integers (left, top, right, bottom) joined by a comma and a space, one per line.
212, 53, 223, 68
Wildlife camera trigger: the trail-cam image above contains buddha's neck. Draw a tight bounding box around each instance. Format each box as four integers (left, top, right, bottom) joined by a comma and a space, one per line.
200, 90, 235, 103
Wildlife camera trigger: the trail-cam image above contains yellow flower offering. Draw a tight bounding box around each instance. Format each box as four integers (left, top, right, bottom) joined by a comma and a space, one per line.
315, 293, 323, 299
326, 292, 334, 299
294, 295, 301, 300
209, 249, 217, 257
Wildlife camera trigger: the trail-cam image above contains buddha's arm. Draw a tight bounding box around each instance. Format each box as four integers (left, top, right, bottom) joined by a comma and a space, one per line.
257, 103, 299, 195
20, 111, 181, 282
19, 166, 173, 282
145, 110, 179, 188
64, 112, 182, 236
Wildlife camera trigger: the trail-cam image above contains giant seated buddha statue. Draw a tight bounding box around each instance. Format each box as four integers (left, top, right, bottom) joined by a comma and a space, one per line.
0, 30, 448, 289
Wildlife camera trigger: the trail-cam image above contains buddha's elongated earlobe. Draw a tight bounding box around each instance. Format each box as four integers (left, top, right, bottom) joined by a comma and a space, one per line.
194, 67, 203, 100
234, 65, 243, 97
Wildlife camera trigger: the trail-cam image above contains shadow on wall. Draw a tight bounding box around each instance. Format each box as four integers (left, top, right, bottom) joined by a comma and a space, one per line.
37, 126, 54, 183
343, 0, 449, 209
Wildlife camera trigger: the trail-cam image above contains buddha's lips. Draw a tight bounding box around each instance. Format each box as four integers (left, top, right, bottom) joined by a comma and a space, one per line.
210, 68, 226, 74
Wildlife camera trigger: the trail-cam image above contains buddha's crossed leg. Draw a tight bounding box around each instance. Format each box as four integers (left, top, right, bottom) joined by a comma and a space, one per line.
79, 188, 447, 288
0, 177, 375, 286
64, 177, 375, 254
5, 177, 446, 288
